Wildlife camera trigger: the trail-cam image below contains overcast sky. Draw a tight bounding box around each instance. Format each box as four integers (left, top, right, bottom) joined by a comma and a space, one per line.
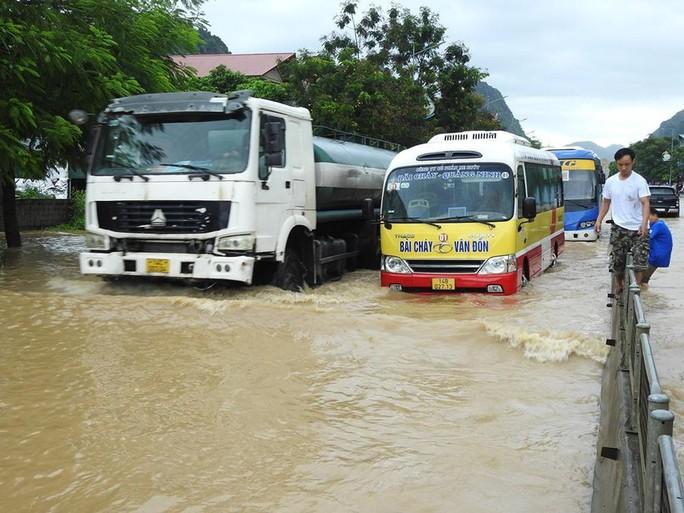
203, 0, 684, 147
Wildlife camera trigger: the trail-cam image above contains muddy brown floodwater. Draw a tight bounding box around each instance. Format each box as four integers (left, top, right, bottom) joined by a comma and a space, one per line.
0, 222, 681, 513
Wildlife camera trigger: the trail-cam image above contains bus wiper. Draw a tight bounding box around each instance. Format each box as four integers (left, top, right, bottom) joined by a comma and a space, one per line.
113, 168, 150, 182
386, 216, 442, 229
565, 199, 594, 208
430, 215, 495, 229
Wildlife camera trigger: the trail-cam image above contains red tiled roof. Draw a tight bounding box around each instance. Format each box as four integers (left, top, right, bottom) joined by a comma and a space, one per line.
170, 52, 295, 77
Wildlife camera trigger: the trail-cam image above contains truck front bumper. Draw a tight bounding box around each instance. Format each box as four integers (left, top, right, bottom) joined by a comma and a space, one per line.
80, 251, 255, 284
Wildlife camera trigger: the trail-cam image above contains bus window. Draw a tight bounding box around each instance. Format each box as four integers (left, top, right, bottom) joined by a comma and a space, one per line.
517, 165, 526, 217
524, 163, 562, 212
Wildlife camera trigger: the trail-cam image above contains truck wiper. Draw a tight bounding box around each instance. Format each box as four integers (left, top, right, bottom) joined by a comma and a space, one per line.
113, 168, 150, 182
385, 216, 442, 229
156, 163, 224, 181
430, 215, 495, 229
187, 171, 224, 181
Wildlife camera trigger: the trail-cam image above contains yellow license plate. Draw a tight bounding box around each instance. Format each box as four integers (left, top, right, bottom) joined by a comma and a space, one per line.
432, 278, 455, 290
146, 258, 170, 273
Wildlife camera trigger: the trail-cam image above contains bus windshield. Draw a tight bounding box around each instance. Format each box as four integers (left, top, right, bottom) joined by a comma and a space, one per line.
92, 112, 251, 176
564, 171, 596, 201
383, 163, 514, 222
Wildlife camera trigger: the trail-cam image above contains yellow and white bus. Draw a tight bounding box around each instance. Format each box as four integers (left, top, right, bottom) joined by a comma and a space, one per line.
380, 131, 564, 295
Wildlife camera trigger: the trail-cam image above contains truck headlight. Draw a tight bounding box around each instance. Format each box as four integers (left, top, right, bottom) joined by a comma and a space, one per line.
382, 256, 411, 274
85, 233, 109, 250
216, 234, 256, 252
479, 255, 517, 274
579, 220, 596, 229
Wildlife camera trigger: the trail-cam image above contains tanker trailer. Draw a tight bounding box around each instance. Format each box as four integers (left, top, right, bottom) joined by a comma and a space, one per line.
77, 91, 397, 290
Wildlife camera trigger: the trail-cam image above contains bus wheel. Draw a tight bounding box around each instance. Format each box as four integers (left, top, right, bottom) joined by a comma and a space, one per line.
522, 260, 530, 287
550, 245, 558, 268
274, 246, 305, 292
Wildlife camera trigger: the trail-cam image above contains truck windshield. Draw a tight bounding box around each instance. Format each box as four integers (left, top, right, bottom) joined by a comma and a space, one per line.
92, 112, 251, 176
382, 163, 514, 222
650, 187, 676, 197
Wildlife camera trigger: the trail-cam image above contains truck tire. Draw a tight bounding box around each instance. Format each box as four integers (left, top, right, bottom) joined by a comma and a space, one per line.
274, 246, 305, 292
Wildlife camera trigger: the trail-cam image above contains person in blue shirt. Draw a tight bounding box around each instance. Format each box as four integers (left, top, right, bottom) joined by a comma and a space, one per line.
641, 207, 673, 285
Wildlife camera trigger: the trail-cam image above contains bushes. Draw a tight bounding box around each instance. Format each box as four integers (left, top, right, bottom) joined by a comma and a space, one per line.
17, 185, 55, 199
51, 190, 85, 231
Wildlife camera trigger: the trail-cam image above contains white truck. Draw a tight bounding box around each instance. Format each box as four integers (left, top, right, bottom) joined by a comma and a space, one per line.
78, 91, 396, 290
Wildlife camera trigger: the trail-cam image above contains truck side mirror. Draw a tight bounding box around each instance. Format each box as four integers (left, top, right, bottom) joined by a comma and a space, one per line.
68, 109, 90, 126
260, 121, 284, 176
265, 152, 283, 167
523, 197, 537, 219
264, 121, 284, 154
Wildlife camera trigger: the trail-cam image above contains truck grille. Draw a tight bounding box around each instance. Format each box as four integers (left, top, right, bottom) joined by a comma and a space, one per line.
97, 201, 230, 234
406, 259, 484, 274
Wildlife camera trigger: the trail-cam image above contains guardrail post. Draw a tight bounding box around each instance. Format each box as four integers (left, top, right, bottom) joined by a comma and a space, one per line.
622, 278, 638, 371
644, 404, 673, 513
631, 323, 650, 432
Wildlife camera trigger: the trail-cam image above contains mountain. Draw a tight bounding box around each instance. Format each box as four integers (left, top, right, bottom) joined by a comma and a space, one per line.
475, 82, 526, 137
652, 109, 684, 139
565, 141, 622, 161
196, 27, 230, 54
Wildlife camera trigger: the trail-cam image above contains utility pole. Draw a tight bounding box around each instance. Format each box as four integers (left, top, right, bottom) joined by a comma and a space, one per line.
670, 129, 675, 186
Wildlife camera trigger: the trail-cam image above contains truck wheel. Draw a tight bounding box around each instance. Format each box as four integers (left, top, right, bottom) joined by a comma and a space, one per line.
274, 247, 305, 292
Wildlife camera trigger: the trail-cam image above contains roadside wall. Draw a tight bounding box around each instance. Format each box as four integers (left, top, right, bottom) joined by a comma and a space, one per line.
591, 346, 642, 513
0, 199, 72, 229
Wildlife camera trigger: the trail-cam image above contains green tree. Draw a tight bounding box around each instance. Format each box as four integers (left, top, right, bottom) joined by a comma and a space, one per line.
281, 50, 426, 147
320, 1, 499, 136
631, 137, 684, 183
1, 0, 201, 247
191, 65, 290, 103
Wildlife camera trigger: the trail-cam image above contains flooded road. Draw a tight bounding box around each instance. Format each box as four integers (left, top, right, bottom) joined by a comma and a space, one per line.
3, 224, 672, 513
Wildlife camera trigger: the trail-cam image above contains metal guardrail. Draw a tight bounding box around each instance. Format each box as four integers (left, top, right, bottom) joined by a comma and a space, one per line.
612, 255, 684, 513
313, 125, 405, 152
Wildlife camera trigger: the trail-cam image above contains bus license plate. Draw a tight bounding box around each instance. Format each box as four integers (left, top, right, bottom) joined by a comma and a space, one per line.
146, 258, 170, 274
432, 278, 455, 290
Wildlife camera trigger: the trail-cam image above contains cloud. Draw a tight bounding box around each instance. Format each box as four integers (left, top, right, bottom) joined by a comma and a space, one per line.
203, 0, 684, 146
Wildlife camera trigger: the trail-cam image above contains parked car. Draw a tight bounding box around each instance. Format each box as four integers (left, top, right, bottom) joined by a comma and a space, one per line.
649, 185, 680, 217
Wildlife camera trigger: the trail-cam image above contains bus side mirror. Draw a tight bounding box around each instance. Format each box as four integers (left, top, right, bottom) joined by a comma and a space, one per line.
598, 172, 606, 185
523, 197, 537, 219
362, 197, 374, 220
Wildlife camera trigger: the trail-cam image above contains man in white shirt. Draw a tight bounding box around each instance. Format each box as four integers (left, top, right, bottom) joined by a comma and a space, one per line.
595, 148, 650, 290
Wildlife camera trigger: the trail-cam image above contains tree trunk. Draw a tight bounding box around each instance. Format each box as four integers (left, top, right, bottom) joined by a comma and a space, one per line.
1, 174, 22, 248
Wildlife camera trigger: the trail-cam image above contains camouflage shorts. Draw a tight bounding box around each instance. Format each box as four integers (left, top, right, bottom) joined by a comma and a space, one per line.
609, 225, 649, 273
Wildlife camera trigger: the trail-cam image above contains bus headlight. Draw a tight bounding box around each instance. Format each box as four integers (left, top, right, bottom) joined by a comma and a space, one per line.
383, 256, 411, 274
480, 255, 517, 274
579, 220, 595, 229
85, 233, 109, 250
216, 234, 256, 252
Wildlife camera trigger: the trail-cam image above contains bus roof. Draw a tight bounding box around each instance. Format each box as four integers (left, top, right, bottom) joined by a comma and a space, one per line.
388, 131, 559, 170
546, 147, 600, 160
